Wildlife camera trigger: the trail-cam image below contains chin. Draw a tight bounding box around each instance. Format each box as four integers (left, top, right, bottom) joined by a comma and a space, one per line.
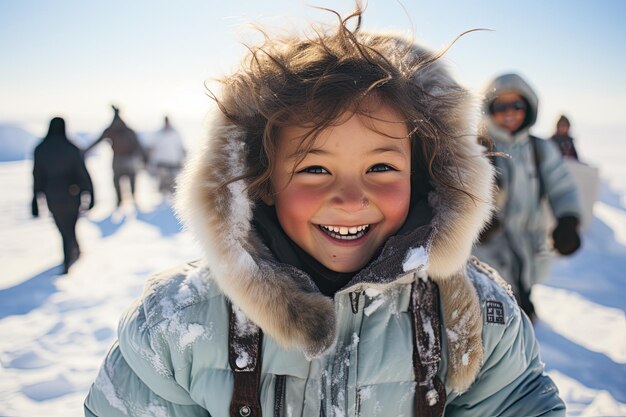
323, 259, 367, 274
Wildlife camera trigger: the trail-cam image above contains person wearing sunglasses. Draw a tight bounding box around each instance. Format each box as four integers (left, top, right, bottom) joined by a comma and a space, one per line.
473, 73, 582, 323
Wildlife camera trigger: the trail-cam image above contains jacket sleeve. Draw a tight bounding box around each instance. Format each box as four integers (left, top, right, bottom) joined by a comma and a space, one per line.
32, 149, 45, 194
539, 139, 582, 219
445, 306, 566, 416
84, 131, 108, 153
31, 148, 45, 215
84, 298, 210, 417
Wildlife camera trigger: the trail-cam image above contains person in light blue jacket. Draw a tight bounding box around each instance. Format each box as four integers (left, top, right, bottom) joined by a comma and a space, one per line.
85, 7, 565, 417
474, 73, 582, 321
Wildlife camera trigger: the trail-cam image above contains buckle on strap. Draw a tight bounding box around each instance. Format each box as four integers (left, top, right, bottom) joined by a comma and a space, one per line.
228, 304, 263, 417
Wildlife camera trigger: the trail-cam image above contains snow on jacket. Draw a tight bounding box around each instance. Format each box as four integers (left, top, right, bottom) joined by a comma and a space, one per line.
85, 34, 565, 417
473, 74, 582, 288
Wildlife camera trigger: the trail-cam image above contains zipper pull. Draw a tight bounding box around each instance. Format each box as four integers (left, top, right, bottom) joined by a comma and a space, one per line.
349, 291, 361, 314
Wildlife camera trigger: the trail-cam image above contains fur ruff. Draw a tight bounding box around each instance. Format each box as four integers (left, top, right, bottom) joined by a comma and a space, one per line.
175, 32, 495, 392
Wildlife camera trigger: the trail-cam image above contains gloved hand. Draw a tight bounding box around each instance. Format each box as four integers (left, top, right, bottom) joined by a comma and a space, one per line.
552, 215, 581, 255
478, 216, 501, 243
31, 196, 39, 217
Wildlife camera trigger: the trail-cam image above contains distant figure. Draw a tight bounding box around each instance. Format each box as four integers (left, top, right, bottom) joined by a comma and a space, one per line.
32, 117, 94, 273
86, 105, 146, 206
474, 73, 582, 322
148, 116, 186, 197
550, 115, 579, 160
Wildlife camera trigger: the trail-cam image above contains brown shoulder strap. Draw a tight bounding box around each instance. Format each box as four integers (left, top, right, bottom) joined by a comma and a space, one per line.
410, 278, 447, 417
228, 304, 263, 417
227, 284, 444, 417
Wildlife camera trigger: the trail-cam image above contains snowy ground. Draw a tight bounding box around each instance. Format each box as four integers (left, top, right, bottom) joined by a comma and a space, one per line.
1, 145, 625, 416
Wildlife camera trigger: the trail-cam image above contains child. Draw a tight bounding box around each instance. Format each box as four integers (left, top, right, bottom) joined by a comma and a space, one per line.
85, 8, 565, 417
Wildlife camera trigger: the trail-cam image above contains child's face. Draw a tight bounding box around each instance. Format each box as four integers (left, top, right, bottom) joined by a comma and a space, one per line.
267, 104, 411, 273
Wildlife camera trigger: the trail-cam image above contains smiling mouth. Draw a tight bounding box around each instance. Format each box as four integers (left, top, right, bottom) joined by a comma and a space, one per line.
319, 224, 370, 240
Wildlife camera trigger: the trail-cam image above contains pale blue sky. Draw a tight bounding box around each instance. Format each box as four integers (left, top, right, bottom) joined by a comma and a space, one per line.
1, 0, 625, 143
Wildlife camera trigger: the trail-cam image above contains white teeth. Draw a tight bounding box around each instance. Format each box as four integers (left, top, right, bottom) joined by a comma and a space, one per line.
320, 224, 370, 240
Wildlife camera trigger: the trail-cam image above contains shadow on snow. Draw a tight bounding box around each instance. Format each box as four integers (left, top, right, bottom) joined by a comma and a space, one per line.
0, 265, 63, 319
136, 201, 183, 237
89, 212, 127, 238
89, 201, 182, 238
535, 321, 626, 402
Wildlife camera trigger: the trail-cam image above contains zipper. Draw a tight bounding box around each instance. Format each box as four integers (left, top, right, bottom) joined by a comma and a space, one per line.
323, 292, 363, 416
274, 375, 286, 417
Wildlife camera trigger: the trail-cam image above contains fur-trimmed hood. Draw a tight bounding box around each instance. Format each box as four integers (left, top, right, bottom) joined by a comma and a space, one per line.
176, 31, 494, 393
482, 73, 540, 144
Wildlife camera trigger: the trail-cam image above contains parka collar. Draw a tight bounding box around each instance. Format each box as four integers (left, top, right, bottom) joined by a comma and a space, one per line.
486, 120, 532, 145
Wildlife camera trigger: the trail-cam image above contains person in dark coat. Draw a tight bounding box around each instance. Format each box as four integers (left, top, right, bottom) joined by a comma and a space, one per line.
86, 105, 146, 206
550, 115, 579, 160
32, 117, 94, 273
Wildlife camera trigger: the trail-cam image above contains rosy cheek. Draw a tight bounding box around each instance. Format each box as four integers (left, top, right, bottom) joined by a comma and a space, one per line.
275, 186, 324, 230
372, 181, 411, 224
374, 180, 410, 203
282, 186, 325, 211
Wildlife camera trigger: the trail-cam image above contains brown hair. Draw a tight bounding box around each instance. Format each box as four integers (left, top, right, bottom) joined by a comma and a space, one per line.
210, 6, 472, 201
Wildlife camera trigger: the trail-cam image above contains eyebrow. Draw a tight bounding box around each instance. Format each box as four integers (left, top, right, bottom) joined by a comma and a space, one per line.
367, 145, 407, 155
289, 145, 407, 160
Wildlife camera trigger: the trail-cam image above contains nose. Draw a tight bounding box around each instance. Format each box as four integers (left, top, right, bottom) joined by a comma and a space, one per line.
329, 177, 369, 213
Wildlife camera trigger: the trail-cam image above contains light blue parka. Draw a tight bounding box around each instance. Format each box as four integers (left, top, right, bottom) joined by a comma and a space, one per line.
85, 33, 565, 417
473, 74, 582, 290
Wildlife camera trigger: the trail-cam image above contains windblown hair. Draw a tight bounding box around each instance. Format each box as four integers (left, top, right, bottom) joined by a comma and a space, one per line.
211, 7, 474, 202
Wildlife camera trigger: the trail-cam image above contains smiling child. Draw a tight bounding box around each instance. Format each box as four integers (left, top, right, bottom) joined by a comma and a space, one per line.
85, 7, 565, 417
